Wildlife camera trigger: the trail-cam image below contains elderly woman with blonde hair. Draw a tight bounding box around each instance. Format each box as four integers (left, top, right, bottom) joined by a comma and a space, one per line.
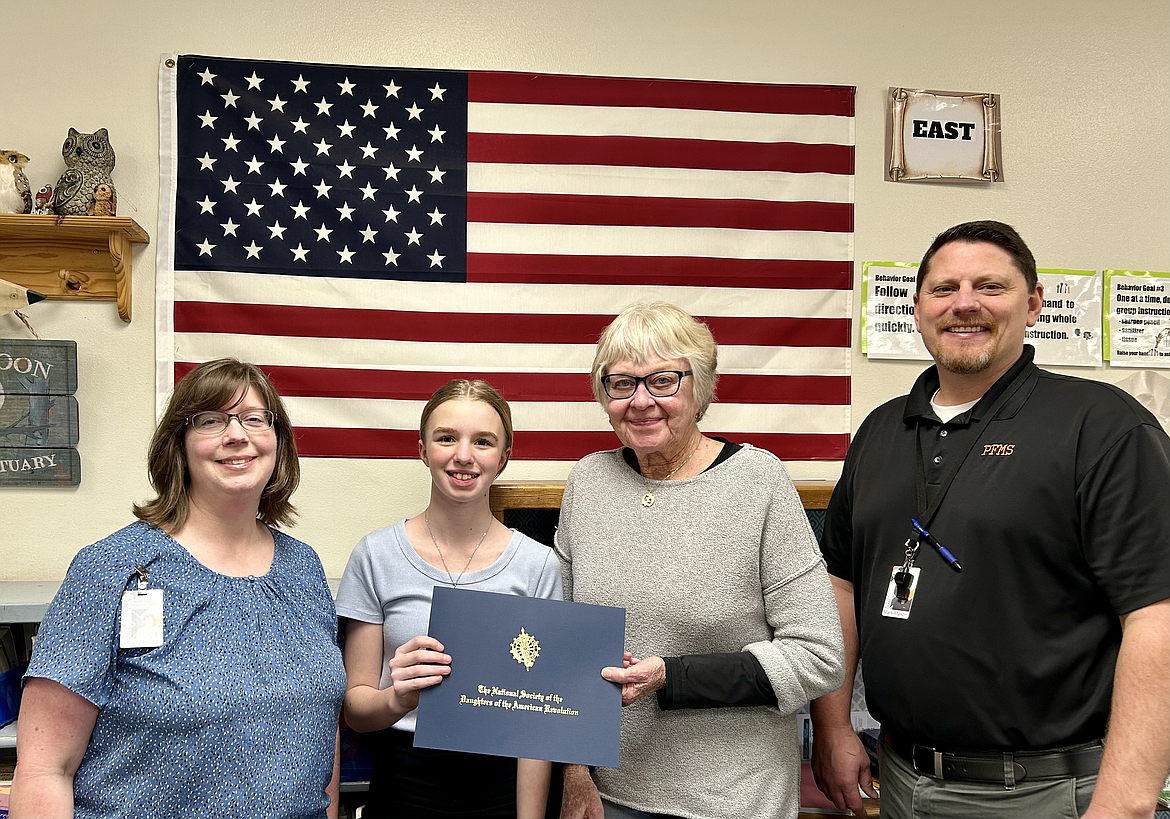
556, 302, 845, 819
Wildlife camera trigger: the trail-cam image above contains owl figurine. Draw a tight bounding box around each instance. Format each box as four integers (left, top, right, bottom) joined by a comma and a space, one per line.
0, 150, 32, 214
31, 184, 53, 214
87, 182, 116, 216
52, 128, 116, 216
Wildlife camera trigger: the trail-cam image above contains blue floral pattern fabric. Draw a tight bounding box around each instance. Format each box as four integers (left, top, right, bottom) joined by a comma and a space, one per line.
26, 521, 346, 819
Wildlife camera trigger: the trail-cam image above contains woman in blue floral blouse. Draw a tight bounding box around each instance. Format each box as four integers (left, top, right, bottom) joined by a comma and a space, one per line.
11, 359, 345, 819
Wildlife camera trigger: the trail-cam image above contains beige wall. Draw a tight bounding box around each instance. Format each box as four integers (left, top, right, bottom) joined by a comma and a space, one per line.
2, 0, 1167, 579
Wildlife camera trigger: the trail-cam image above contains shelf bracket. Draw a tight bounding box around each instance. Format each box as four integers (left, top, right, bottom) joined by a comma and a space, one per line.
108, 229, 132, 322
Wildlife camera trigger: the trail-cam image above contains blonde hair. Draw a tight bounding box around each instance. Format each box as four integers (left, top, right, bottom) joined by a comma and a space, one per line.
590, 302, 719, 420
419, 379, 514, 470
133, 359, 300, 530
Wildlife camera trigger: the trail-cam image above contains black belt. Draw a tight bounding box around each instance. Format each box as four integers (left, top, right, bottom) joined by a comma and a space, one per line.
886, 733, 1102, 785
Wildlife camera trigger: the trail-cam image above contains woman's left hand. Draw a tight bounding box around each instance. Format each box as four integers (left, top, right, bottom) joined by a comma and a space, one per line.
601, 653, 666, 706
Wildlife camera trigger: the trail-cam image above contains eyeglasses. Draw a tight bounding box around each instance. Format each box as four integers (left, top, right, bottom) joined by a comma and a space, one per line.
186, 409, 276, 435
601, 370, 692, 400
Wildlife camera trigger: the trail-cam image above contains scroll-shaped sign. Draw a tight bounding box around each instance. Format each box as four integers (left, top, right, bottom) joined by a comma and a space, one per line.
887, 88, 1002, 182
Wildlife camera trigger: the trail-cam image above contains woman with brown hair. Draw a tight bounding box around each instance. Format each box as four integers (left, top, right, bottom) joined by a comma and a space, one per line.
11, 358, 345, 819
336, 378, 561, 819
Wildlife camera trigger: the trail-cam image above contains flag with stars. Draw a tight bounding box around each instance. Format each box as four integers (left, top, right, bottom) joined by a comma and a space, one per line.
157, 54, 854, 460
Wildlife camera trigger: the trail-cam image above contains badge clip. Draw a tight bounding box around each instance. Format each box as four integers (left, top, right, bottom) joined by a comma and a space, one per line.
120, 566, 164, 648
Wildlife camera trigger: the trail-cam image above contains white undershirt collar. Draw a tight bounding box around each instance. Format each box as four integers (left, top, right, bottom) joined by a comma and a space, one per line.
931, 389, 980, 423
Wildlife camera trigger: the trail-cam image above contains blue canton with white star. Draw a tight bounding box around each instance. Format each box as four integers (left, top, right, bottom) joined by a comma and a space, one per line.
174, 55, 467, 281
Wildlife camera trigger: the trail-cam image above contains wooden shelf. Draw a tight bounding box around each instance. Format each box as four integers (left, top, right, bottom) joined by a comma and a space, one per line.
489, 479, 836, 521
0, 215, 150, 323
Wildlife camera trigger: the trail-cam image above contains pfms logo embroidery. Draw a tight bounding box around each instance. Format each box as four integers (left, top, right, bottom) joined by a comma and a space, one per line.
981, 443, 1015, 456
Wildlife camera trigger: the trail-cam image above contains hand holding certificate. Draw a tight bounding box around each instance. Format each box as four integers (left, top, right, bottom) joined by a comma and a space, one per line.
414, 586, 625, 767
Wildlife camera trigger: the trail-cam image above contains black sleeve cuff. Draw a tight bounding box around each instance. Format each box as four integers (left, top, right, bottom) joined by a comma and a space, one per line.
655, 652, 778, 710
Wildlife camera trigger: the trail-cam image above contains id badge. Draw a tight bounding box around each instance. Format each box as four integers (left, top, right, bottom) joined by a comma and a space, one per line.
881, 565, 920, 620
120, 589, 164, 648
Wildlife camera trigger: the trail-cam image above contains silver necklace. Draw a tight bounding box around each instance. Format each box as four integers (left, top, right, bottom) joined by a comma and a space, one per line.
424, 513, 490, 587
641, 439, 701, 508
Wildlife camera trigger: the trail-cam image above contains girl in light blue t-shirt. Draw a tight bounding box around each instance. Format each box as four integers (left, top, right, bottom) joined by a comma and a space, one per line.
335, 379, 561, 819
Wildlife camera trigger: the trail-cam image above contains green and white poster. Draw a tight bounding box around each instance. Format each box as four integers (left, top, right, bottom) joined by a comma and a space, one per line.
1024, 269, 1101, 367
1105, 270, 1170, 368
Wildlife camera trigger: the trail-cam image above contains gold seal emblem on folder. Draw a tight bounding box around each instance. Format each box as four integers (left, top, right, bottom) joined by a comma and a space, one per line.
510, 627, 540, 671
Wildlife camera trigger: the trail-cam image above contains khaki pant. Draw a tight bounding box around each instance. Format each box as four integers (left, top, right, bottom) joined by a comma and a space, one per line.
878, 735, 1096, 819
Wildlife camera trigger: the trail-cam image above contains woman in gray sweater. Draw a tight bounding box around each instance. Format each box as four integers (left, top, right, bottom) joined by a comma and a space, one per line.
556, 302, 845, 819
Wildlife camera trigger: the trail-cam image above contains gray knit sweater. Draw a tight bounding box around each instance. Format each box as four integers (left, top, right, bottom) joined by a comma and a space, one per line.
555, 444, 845, 819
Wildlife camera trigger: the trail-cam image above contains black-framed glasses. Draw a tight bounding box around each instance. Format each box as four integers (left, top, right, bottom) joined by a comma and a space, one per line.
186, 409, 276, 435
601, 370, 692, 400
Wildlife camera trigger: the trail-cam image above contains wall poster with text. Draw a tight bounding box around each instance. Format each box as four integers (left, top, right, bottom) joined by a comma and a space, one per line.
1105, 270, 1170, 368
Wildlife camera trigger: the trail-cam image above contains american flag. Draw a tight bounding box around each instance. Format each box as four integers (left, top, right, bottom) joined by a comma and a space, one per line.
157, 54, 853, 461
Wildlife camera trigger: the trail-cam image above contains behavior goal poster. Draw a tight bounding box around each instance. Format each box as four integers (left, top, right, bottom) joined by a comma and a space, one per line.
1104, 270, 1170, 368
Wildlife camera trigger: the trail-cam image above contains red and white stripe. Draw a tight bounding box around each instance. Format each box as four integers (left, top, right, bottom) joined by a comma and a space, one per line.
164, 68, 854, 461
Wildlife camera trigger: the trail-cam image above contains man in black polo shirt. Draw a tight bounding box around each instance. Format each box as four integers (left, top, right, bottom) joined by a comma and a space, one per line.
811, 220, 1170, 818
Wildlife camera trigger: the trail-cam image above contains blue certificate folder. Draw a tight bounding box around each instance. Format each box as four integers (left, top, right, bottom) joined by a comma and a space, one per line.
414, 586, 625, 767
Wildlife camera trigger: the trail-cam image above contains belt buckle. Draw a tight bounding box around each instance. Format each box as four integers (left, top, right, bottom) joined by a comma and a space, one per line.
912, 745, 945, 778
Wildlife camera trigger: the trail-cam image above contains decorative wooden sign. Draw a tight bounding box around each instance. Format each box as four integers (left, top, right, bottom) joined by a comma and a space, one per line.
0, 341, 78, 394
0, 447, 81, 486
0, 395, 79, 447
0, 339, 80, 486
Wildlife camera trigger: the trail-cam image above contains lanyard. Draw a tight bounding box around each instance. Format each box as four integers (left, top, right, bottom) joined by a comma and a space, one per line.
890, 362, 1034, 600
913, 362, 1034, 529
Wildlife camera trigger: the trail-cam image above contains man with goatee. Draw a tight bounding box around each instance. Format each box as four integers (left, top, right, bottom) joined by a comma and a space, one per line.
811, 220, 1169, 819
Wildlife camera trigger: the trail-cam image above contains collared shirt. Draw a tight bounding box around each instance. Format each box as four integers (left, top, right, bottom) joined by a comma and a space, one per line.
821, 347, 1170, 750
